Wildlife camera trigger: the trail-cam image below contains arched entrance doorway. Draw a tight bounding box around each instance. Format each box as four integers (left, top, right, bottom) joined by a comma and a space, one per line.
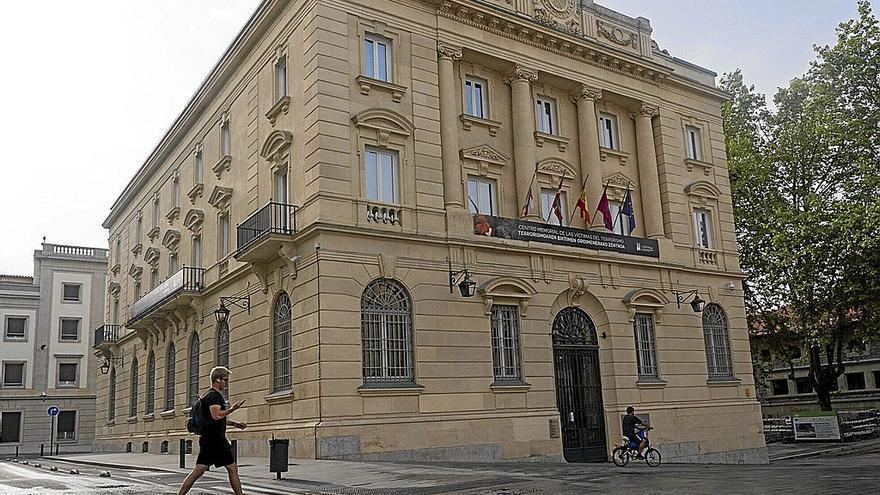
552, 307, 607, 462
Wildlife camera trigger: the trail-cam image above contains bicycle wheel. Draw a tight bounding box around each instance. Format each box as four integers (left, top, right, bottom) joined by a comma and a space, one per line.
612, 447, 629, 467
645, 448, 661, 467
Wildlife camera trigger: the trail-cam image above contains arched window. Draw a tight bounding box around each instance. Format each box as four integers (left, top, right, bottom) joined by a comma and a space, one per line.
129, 358, 139, 418
188, 333, 200, 405
272, 292, 292, 392
702, 304, 733, 378
360, 279, 414, 385
216, 321, 230, 400
108, 367, 117, 421
145, 351, 156, 415
165, 344, 176, 411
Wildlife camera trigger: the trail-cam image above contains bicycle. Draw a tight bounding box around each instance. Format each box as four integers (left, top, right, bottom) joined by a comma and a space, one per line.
611, 426, 661, 467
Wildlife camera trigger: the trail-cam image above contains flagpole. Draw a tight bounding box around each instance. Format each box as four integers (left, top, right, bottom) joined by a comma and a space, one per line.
569, 174, 589, 226
593, 181, 610, 226
545, 172, 566, 223
520, 162, 539, 218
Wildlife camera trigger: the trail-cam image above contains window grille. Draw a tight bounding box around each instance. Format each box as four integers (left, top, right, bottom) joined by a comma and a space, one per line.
108, 367, 116, 420
491, 305, 522, 381
633, 313, 658, 378
165, 344, 176, 411
273, 293, 292, 392
0, 412, 22, 443
361, 279, 414, 384
56, 411, 76, 441
702, 304, 733, 378
145, 352, 155, 414
129, 358, 139, 417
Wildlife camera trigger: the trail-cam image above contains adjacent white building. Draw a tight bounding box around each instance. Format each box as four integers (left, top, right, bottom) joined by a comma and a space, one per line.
0, 242, 106, 455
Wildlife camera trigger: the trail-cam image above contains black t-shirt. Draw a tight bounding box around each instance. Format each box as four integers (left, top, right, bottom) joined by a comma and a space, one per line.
200, 389, 227, 441
622, 414, 643, 437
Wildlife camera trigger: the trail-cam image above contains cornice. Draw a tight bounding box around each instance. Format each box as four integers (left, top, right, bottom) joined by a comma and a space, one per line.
438, 0, 671, 86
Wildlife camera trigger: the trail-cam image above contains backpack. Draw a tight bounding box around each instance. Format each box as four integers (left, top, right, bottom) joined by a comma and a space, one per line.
185, 391, 211, 435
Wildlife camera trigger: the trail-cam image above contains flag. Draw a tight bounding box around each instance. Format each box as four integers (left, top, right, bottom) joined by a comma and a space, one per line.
621, 188, 636, 232
549, 174, 565, 224
574, 177, 590, 224
597, 185, 613, 230
520, 187, 533, 217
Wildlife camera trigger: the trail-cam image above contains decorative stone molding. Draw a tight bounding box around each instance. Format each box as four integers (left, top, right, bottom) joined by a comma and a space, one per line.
187, 183, 204, 205
144, 247, 160, 269
503, 65, 539, 84
478, 276, 537, 317
697, 249, 719, 266
147, 225, 160, 243
212, 155, 231, 180
165, 206, 180, 225
437, 42, 463, 60
536, 157, 576, 179
161, 230, 181, 251
533, 0, 580, 35
599, 146, 629, 165
128, 264, 143, 280
352, 107, 415, 147
207, 186, 233, 211
622, 288, 668, 323
568, 274, 588, 306
459, 114, 501, 136
684, 180, 721, 207
568, 85, 602, 104
631, 104, 659, 119
437, 2, 669, 84
265, 96, 290, 126
460, 144, 509, 167
602, 172, 636, 202
533, 131, 569, 151
355, 75, 407, 103
685, 158, 713, 176
109, 281, 121, 300
131, 242, 143, 258
366, 204, 403, 226
260, 130, 293, 163
183, 209, 204, 234
596, 19, 637, 49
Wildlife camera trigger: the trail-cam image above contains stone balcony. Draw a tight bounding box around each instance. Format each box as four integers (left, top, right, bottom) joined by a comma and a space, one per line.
235, 201, 298, 264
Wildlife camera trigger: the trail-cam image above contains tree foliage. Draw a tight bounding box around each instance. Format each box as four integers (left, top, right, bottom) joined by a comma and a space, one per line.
723, 1, 880, 411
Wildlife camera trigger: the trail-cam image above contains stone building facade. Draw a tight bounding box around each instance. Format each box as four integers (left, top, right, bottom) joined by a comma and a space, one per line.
0, 242, 107, 455
95, 0, 767, 463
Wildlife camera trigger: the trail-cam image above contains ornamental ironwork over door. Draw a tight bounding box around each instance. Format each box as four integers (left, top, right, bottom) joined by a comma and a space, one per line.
552, 307, 607, 462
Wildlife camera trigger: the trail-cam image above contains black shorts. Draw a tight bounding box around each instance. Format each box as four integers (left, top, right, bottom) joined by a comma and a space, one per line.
626, 433, 642, 446
197, 437, 235, 468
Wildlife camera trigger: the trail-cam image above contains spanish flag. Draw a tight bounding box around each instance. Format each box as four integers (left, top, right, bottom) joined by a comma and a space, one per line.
575, 181, 590, 223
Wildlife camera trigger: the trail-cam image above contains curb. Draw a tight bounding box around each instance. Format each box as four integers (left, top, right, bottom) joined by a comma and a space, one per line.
769, 440, 880, 462
46, 456, 180, 473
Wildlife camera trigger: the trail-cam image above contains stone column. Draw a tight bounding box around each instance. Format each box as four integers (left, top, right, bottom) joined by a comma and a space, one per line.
505, 65, 540, 220
570, 85, 605, 229
438, 43, 464, 209
633, 104, 664, 239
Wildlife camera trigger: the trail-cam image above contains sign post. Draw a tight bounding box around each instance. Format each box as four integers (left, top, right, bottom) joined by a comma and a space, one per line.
47, 406, 59, 457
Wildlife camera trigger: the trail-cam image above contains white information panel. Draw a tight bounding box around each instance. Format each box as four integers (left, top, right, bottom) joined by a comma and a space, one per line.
793, 412, 841, 441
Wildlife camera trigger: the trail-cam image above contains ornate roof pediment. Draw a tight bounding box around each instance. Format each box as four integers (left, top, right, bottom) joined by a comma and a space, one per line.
537, 157, 577, 179
460, 145, 509, 167
352, 108, 415, 137
161, 230, 181, 250
602, 172, 636, 201
260, 129, 293, 161
208, 186, 233, 211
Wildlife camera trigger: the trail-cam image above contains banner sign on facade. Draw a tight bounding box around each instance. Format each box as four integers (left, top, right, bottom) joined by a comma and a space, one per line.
473, 214, 660, 258
792, 411, 842, 441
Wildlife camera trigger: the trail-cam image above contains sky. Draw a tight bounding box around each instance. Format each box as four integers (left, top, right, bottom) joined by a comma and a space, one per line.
0, 0, 871, 275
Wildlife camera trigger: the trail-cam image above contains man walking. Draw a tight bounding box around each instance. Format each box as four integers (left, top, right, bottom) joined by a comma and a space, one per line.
178, 366, 247, 495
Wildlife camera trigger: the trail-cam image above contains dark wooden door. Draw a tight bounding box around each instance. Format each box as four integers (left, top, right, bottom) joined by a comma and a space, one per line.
552, 307, 606, 462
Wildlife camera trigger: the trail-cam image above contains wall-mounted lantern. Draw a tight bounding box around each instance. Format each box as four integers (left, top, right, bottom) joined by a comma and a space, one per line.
674, 289, 705, 313
447, 257, 476, 298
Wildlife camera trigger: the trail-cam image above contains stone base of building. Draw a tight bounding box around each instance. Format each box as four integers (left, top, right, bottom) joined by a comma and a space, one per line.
659, 443, 768, 464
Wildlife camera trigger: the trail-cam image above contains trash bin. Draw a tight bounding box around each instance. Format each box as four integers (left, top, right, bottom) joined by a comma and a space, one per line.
269, 438, 289, 479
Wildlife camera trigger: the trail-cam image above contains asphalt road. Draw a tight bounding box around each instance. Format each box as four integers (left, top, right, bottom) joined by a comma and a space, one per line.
1, 440, 878, 495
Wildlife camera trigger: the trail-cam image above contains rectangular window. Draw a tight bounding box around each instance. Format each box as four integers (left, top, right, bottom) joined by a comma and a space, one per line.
685, 125, 702, 161
364, 147, 399, 203
795, 377, 813, 394
599, 113, 617, 149
136, 215, 143, 244
846, 372, 866, 391
274, 165, 289, 204
633, 313, 658, 378
221, 121, 231, 156
5, 317, 27, 340
535, 96, 557, 135
194, 149, 204, 183
62, 283, 81, 303
772, 379, 790, 396
0, 412, 22, 443
173, 176, 180, 208
466, 176, 497, 215
609, 201, 633, 236
169, 252, 179, 275
2, 363, 24, 387
873, 370, 880, 388
540, 188, 568, 226
693, 209, 712, 248
275, 55, 287, 99
134, 281, 142, 300
153, 195, 160, 229
464, 76, 487, 118
115, 236, 121, 265
58, 362, 78, 387
60, 318, 80, 342
219, 214, 230, 257
56, 411, 76, 441
490, 305, 522, 381
363, 34, 391, 82
112, 300, 120, 326
150, 269, 158, 290
192, 236, 201, 268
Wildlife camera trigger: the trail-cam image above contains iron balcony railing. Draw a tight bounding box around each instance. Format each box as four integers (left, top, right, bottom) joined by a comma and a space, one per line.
93, 324, 121, 347
236, 202, 298, 252
128, 267, 205, 324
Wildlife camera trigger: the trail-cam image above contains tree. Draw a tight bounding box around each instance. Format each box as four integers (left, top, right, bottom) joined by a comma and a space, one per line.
722, 2, 880, 411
